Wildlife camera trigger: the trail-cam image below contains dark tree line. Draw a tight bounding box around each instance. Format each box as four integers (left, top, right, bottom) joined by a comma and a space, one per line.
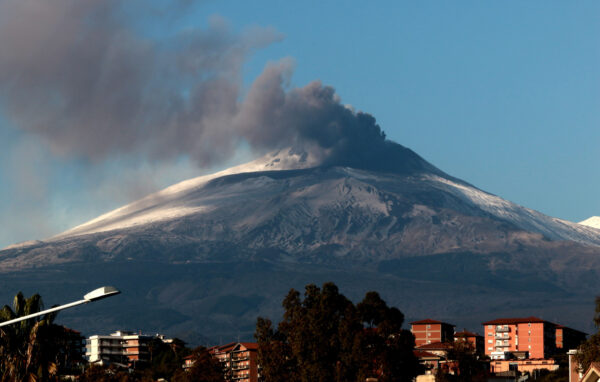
255, 282, 421, 382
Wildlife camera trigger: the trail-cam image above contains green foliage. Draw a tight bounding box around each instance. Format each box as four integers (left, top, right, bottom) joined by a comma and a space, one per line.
575, 333, 600, 373
435, 341, 488, 382
255, 282, 420, 382
0, 291, 74, 381
575, 296, 600, 373
171, 346, 224, 382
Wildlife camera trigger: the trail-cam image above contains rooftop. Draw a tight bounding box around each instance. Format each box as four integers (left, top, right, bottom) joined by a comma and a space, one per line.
482, 316, 549, 325
416, 341, 453, 350
411, 319, 455, 326
455, 330, 482, 338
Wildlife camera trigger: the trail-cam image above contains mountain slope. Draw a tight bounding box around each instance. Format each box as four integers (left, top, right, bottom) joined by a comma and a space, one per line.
1, 145, 599, 341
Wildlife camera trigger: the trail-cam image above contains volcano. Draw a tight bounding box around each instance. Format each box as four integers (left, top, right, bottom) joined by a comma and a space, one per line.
1, 144, 599, 343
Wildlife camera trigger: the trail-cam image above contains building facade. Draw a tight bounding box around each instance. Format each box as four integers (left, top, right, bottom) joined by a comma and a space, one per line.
411, 319, 455, 346
209, 342, 261, 382
556, 325, 587, 350
86, 331, 171, 367
482, 317, 556, 359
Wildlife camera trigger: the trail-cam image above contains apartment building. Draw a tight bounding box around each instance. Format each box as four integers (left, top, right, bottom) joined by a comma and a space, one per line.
411, 319, 455, 346
209, 342, 261, 382
86, 331, 171, 367
556, 325, 587, 350
483, 317, 588, 360
482, 317, 557, 359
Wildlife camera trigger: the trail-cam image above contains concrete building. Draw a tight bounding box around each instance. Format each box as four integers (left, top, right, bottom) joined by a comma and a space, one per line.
86, 331, 171, 367
489, 358, 559, 374
482, 317, 557, 359
411, 319, 455, 346
209, 342, 261, 382
556, 325, 587, 350
483, 317, 587, 360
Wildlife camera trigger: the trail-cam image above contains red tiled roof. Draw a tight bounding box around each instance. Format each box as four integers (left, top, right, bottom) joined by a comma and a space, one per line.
414, 350, 441, 359
455, 330, 481, 338
416, 341, 453, 350
411, 319, 454, 325
209, 342, 237, 353
482, 316, 549, 325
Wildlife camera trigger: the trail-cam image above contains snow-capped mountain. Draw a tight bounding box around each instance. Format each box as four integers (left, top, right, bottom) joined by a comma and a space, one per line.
579, 216, 600, 230
1, 144, 599, 341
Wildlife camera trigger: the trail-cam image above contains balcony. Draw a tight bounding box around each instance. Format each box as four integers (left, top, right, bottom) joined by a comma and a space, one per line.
496, 327, 510, 333
495, 333, 510, 339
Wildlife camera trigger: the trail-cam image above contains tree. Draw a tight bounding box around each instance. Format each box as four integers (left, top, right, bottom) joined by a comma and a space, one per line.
255, 282, 420, 382
575, 297, 600, 373
171, 346, 224, 382
0, 291, 68, 381
435, 340, 487, 382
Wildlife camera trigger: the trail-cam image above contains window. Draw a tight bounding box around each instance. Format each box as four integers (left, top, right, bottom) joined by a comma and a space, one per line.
488, 347, 493, 351
488, 332, 493, 336
488, 340, 493, 343
428, 333, 431, 336
528, 323, 531, 327
488, 325, 492, 329
528, 345, 531, 349
427, 324, 431, 329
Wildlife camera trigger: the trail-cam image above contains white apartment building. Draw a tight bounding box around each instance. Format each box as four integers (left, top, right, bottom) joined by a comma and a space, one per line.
86, 330, 171, 367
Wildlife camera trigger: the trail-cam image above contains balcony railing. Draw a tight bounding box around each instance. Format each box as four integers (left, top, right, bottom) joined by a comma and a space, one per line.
496, 327, 510, 333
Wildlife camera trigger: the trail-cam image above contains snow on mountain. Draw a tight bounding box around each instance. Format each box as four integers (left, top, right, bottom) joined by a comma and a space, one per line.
426, 175, 600, 247
579, 216, 600, 230
56, 149, 319, 238
50, 148, 600, 251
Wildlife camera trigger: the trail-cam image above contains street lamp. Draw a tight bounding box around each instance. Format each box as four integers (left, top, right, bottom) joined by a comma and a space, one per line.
0, 286, 120, 327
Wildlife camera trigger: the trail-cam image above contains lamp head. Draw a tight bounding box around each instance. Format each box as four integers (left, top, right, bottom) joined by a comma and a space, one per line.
84, 286, 120, 302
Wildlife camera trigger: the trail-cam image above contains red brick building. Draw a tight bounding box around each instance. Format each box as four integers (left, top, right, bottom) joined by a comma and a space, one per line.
482, 317, 587, 360
482, 317, 556, 359
454, 330, 484, 355
411, 319, 455, 346
209, 342, 260, 382
556, 325, 587, 350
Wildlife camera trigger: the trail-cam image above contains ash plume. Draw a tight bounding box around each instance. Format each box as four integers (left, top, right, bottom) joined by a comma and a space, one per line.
0, 0, 424, 172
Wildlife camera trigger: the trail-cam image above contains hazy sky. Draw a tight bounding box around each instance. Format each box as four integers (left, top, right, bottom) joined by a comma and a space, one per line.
0, 1, 598, 248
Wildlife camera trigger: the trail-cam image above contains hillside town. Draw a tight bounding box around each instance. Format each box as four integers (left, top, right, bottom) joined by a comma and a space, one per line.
43, 315, 592, 382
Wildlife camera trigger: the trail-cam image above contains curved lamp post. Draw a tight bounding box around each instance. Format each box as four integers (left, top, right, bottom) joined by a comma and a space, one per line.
0, 286, 120, 327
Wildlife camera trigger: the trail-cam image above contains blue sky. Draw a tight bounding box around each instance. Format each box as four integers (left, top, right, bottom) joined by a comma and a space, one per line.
0, 1, 598, 248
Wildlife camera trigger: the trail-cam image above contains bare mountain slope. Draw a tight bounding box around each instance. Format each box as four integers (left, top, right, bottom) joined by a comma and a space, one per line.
1, 146, 599, 341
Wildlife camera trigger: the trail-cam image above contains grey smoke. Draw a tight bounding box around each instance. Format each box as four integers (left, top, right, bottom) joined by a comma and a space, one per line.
0, 0, 407, 171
